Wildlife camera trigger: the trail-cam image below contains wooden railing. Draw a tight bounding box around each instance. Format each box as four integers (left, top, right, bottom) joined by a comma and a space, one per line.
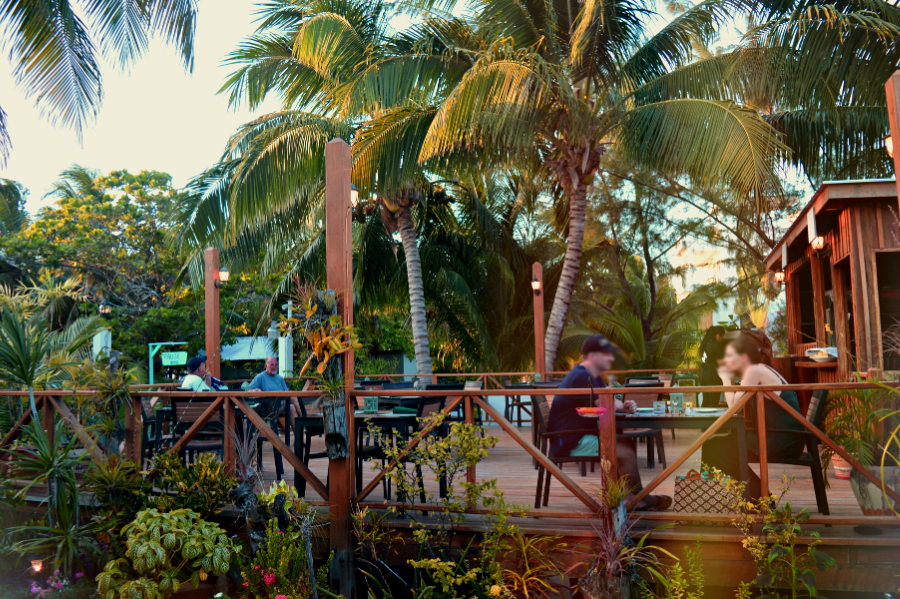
2, 378, 898, 527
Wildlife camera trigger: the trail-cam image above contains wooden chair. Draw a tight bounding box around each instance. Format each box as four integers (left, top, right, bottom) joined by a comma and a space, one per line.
752, 389, 830, 514
426, 383, 464, 423
169, 396, 224, 463
531, 395, 604, 508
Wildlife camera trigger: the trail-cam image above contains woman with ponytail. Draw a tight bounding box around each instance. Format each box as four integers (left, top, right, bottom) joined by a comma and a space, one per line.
698, 326, 725, 407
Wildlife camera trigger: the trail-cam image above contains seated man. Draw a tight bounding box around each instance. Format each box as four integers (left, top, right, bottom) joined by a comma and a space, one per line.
549, 335, 672, 511
181, 356, 219, 391
249, 356, 303, 425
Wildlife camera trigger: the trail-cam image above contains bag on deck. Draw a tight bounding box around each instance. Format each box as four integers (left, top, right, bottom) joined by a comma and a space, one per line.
673, 469, 739, 525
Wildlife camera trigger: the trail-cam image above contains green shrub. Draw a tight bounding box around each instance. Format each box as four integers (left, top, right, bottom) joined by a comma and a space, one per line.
148, 452, 235, 518
237, 520, 312, 599
96, 508, 234, 599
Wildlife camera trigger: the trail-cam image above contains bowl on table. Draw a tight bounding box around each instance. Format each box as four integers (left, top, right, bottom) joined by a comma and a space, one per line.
575, 407, 607, 415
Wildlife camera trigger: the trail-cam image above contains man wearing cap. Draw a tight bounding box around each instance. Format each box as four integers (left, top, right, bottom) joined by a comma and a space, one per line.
549, 334, 672, 511
182, 356, 218, 392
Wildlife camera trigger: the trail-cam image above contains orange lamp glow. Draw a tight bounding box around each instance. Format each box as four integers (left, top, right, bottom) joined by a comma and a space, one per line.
775, 271, 785, 283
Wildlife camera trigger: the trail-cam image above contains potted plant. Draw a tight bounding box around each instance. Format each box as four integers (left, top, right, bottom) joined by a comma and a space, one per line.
821, 379, 900, 515
96, 508, 235, 599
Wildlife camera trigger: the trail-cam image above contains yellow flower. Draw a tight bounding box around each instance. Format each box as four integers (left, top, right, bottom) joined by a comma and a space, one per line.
490, 585, 503, 596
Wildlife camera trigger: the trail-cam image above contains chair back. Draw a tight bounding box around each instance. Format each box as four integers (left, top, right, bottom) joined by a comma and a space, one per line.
170, 397, 223, 434
464, 380, 483, 390
625, 376, 659, 385
383, 382, 414, 390
362, 382, 384, 391
807, 390, 828, 427
426, 384, 464, 391
416, 396, 446, 420
531, 395, 550, 436
623, 381, 661, 408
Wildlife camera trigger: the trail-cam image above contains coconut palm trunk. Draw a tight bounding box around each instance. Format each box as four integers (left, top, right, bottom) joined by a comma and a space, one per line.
396, 206, 433, 376
544, 175, 589, 371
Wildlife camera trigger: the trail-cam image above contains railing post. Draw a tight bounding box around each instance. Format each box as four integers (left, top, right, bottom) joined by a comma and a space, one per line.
42, 394, 54, 447
125, 394, 143, 465
755, 391, 768, 497
598, 390, 617, 481
325, 137, 355, 598
465, 393, 476, 487
224, 396, 236, 477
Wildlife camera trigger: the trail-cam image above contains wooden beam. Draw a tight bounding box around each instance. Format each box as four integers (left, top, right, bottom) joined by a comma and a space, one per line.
532, 262, 545, 379
204, 248, 221, 379
755, 392, 768, 497
48, 396, 104, 465
167, 396, 225, 455
762, 390, 900, 505
626, 390, 755, 510
325, 137, 355, 597
472, 395, 602, 513
232, 397, 330, 500
886, 71, 900, 215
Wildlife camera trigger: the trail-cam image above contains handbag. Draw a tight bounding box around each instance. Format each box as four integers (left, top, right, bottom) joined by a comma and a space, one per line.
674, 469, 738, 525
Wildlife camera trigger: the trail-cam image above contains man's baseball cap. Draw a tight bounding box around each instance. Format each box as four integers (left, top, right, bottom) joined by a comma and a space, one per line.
581, 334, 618, 355
187, 355, 207, 372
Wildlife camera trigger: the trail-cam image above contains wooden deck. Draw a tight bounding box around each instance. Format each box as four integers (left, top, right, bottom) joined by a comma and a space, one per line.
259, 422, 867, 517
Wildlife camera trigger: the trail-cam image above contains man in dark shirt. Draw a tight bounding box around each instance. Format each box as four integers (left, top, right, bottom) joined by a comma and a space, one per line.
549, 335, 672, 511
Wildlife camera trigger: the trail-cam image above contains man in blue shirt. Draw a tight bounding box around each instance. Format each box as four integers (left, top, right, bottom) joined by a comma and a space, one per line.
549, 335, 672, 511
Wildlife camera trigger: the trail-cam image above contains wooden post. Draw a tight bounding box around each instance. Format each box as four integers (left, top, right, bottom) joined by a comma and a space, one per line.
204, 248, 221, 379
886, 71, 900, 213
755, 392, 768, 497
325, 138, 355, 598
533, 263, 545, 378
224, 396, 235, 477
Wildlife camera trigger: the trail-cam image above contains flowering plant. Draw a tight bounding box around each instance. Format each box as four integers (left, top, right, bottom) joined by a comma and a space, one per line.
238, 521, 312, 599
29, 571, 85, 597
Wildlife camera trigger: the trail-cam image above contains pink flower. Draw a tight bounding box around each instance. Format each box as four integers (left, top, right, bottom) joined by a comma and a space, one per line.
277, 530, 285, 535
55, 583, 64, 590
74, 573, 83, 579
263, 572, 276, 586
276, 595, 289, 599
242, 582, 249, 588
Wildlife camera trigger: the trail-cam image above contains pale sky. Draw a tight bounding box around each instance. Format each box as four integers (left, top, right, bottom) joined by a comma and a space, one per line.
0, 0, 280, 214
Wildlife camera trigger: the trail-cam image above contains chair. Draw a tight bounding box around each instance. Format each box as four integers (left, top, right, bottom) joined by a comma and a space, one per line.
620, 381, 667, 468
293, 398, 328, 498
531, 396, 604, 508
139, 398, 163, 466
502, 376, 532, 427
753, 389, 829, 514
247, 396, 291, 480
460, 380, 485, 425
426, 383, 464, 423
169, 395, 225, 463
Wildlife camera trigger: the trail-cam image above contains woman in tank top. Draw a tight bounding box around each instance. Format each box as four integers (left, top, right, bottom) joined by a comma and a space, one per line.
701, 333, 804, 498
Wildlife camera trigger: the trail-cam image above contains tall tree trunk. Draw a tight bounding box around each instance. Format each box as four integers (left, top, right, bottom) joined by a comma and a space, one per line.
544, 180, 588, 370
396, 206, 433, 376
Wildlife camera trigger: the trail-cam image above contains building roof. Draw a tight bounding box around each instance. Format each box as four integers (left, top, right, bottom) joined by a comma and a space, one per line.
764, 179, 897, 270
220, 336, 275, 362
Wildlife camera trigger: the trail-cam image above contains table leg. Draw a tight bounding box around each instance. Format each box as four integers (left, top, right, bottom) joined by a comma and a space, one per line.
736, 421, 749, 483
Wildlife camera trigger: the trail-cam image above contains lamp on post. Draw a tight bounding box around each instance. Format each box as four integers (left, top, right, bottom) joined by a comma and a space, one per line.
203, 248, 222, 379
531, 276, 541, 296
215, 267, 229, 288
93, 301, 113, 360
532, 263, 546, 378
98, 301, 112, 319
775, 271, 785, 283
350, 184, 360, 207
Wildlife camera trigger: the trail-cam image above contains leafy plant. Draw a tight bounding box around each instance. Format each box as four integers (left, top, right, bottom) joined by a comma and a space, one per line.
148, 452, 235, 518
96, 509, 234, 599
498, 534, 567, 599
714, 472, 835, 598
85, 455, 148, 554
821, 375, 897, 468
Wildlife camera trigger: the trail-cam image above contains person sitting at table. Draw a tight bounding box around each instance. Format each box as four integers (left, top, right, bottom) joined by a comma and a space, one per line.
701, 333, 804, 499
549, 335, 673, 511
181, 356, 227, 392
250, 356, 303, 425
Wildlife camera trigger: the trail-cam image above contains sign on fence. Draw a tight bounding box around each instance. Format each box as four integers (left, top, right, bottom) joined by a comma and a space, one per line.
161, 351, 188, 366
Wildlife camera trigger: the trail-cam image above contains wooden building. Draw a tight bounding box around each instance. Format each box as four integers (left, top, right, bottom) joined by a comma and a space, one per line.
766, 179, 900, 383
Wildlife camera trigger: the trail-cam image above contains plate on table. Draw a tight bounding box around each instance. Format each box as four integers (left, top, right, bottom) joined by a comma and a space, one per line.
695, 407, 721, 413
634, 407, 654, 413
576, 407, 606, 415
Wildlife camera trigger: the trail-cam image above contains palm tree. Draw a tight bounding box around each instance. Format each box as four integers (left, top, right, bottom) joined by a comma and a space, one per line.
0, 0, 200, 162
188, 0, 477, 375
410, 0, 796, 370
0, 179, 27, 235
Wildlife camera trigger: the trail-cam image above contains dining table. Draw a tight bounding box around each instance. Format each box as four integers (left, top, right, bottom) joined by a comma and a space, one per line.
292, 410, 420, 497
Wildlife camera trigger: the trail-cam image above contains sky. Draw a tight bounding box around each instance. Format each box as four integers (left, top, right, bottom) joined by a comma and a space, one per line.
0, 0, 281, 214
